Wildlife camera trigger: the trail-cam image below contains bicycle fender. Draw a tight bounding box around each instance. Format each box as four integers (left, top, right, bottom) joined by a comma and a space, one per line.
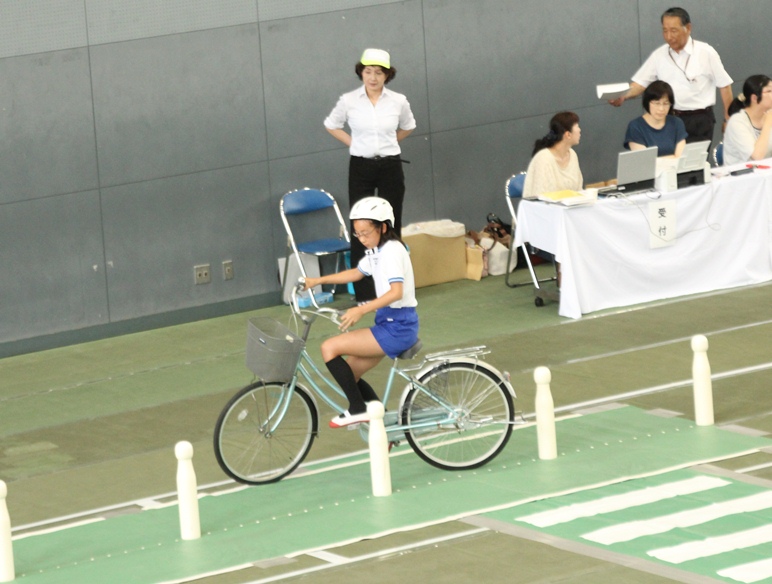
397, 357, 517, 410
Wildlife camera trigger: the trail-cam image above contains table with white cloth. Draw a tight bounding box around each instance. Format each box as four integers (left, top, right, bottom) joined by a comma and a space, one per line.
513, 169, 772, 319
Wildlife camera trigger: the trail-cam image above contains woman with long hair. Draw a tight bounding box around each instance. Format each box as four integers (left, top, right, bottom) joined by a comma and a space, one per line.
723, 75, 772, 166
522, 111, 583, 199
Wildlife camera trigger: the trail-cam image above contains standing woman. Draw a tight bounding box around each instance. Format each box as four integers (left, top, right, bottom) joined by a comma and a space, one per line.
522, 111, 583, 200
324, 48, 416, 303
723, 75, 772, 166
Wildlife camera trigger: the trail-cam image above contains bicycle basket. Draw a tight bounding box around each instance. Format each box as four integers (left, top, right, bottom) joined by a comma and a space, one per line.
245, 317, 305, 382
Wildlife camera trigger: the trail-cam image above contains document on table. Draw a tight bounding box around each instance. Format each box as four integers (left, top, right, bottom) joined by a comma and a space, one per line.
597, 82, 630, 100
537, 190, 596, 206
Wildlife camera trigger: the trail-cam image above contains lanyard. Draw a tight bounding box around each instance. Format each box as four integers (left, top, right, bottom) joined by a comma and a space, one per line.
668, 39, 695, 83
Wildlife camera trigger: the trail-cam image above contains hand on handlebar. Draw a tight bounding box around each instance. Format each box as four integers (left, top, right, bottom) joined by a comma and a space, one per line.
302, 277, 321, 291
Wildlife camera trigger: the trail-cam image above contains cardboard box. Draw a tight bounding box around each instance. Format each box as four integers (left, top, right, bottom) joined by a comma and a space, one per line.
403, 221, 467, 288
465, 245, 484, 281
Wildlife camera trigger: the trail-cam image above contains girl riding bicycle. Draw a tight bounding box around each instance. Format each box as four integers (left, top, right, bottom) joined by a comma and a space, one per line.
303, 197, 418, 428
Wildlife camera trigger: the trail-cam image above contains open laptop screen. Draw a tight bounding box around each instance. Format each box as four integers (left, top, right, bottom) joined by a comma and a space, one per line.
677, 140, 711, 172
617, 146, 658, 191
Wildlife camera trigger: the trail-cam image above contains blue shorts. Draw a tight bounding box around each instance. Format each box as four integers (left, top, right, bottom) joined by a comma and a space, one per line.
371, 306, 419, 359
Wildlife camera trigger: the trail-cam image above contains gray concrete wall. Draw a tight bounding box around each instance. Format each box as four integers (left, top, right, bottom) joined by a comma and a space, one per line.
0, 0, 766, 348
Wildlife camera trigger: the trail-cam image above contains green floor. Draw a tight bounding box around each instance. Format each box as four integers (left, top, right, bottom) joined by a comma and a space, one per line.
2, 271, 772, 583
485, 467, 772, 583
10, 407, 772, 583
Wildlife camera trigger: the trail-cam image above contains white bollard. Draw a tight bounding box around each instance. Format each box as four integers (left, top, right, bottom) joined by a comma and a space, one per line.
367, 401, 392, 497
534, 366, 557, 460
175, 441, 201, 540
691, 335, 714, 426
0, 480, 14, 583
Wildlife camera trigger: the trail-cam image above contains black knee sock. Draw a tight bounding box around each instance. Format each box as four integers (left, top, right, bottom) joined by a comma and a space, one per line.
325, 356, 366, 414
357, 378, 380, 403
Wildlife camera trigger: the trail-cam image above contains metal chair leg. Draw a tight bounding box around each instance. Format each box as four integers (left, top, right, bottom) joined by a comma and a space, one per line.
505, 244, 531, 288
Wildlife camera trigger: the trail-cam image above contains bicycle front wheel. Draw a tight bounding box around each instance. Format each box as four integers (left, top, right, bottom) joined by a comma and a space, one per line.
402, 361, 514, 470
214, 381, 317, 484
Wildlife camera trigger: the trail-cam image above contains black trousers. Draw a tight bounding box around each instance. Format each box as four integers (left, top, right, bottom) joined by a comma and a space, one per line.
348, 155, 405, 302
675, 107, 715, 146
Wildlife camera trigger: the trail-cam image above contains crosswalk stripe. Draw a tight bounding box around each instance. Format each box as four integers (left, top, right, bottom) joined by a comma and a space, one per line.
648, 524, 772, 564
515, 475, 729, 528
718, 557, 772, 584
583, 490, 772, 544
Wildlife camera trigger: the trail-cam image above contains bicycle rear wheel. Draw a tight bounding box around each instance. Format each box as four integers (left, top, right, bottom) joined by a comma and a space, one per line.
402, 361, 514, 470
214, 381, 317, 484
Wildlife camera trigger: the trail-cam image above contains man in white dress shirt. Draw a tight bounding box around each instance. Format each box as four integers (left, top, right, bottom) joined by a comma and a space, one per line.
610, 7, 733, 145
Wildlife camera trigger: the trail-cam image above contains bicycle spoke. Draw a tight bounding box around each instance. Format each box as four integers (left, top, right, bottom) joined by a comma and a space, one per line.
403, 362, 513, 470
214, 382, 317, 484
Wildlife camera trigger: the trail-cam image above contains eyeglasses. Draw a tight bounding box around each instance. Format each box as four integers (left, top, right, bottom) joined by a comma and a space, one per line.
353, 228, 376, 239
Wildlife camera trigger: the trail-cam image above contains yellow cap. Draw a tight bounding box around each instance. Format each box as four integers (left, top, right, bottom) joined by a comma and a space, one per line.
360, 48, 390, 69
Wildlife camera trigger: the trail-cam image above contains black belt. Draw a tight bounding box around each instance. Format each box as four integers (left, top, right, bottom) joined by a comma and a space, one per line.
673, 106, 712, 116
352, 154, 410, 163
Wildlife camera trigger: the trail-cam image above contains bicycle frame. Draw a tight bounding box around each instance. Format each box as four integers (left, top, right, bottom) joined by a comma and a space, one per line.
267, 340, 511, 440
214, 283, 518, 485
267, 283, 516, 439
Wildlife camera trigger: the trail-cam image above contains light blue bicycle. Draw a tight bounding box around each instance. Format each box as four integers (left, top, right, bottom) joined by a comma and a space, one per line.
214, 283, 517, 485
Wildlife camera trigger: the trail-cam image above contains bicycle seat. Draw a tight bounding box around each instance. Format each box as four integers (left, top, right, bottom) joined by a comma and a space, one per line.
397, 339, 422, 360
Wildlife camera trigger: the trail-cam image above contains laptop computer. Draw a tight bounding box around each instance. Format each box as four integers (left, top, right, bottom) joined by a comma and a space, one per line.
675, 140, 711, 188
677, 140, 711, 172
599, 146, 658, 196
617, 146, 658, 191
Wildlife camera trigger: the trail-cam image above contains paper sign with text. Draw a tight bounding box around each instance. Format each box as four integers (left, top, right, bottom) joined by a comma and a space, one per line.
649, 200, 676, 248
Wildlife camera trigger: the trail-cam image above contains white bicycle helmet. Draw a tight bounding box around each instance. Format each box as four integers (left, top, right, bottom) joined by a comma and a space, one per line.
349, 196, 395, 226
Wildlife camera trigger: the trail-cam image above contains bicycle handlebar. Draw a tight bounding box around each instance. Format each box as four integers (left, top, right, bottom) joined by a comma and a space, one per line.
291, 278, 343, 327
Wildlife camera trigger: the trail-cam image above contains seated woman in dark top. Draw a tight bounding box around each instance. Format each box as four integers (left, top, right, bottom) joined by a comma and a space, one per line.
624, 80, 687, 158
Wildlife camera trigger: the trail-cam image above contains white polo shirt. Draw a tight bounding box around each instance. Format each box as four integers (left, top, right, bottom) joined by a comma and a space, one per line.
632, 37, 733, 111
357, 240, 417, 308
324, 86, 416, 158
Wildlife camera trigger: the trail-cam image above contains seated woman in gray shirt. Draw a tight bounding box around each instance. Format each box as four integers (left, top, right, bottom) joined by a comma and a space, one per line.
624, 81, 687, 158
723, 75, 772, 166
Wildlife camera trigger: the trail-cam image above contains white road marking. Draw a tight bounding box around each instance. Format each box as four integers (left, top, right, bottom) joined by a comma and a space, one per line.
648, 524, 772, 564
583, 490, 772, 544
515, 476, 729, 528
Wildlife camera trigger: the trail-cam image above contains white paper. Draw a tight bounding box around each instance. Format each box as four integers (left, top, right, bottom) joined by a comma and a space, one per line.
597, 82, 630, 100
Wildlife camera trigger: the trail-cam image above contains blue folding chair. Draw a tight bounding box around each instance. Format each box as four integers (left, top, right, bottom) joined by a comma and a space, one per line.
504, 172, 557, 292
280, 188, 350, 299
713, 142, 724, 167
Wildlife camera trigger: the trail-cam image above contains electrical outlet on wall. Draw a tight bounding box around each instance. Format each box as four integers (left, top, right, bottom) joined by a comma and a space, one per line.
194, 264, 211, 285
222, 260, 234, 280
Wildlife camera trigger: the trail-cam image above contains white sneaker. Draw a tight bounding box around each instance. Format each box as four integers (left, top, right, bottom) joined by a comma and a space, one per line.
329, 410, 370, 428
